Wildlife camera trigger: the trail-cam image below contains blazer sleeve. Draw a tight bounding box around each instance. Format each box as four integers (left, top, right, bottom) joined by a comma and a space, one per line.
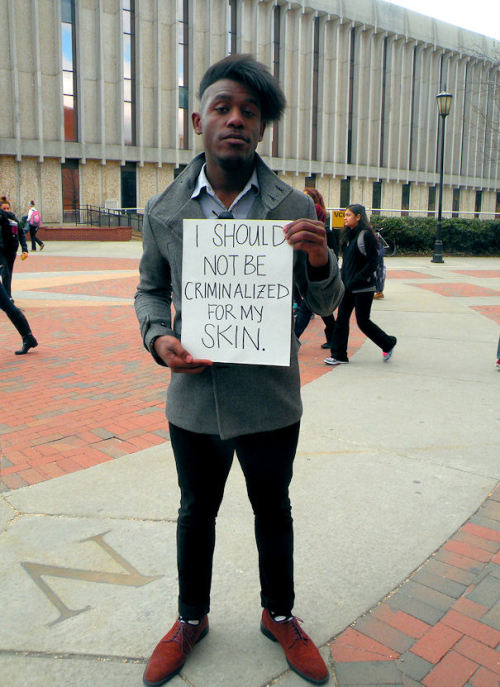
134, 203, 174, 365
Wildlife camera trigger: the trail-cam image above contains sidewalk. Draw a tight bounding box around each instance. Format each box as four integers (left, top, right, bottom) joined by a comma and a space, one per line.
1, 243, 499, 687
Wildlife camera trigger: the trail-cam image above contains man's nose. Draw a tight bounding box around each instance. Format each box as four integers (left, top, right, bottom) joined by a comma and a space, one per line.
227, 107, 244, 127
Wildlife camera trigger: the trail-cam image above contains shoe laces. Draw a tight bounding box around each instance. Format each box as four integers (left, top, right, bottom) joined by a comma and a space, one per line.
163, 620, 199, 655
285, 616, 309, 649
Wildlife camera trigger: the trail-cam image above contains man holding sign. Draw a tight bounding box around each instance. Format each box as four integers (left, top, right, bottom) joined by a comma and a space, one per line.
135, 54, 343, 686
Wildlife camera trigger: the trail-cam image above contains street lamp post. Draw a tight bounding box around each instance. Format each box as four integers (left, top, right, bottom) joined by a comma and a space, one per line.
431, 90, 453, 263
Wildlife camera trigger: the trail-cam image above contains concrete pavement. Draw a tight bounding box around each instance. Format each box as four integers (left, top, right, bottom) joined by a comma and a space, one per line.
0, 243, 499, 686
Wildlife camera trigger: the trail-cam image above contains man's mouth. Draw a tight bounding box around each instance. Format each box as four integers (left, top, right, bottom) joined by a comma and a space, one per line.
221, 133, 249, 143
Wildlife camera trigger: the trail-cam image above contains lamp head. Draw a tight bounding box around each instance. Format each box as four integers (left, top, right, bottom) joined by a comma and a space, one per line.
436, 91, 453, 117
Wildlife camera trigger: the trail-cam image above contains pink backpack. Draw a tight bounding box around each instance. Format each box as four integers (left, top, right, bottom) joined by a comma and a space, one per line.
31, 210, 41, 225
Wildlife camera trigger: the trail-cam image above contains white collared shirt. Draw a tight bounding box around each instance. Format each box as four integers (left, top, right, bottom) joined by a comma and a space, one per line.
191, 164, 259, 219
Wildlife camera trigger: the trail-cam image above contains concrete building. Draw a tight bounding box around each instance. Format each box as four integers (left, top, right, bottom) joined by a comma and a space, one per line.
1, 0, 498, 223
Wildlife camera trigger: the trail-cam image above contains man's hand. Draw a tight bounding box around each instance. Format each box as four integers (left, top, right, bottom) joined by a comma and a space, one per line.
153, 335, 212, 374
283, 219, 329, 267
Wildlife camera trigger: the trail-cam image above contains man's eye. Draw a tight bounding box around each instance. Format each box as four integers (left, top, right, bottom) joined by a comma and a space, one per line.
243, 110, 256, 118
215, 106, 228, 113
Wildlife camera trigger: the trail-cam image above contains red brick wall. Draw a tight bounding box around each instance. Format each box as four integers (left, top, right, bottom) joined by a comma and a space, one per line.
36, 226, 133, 241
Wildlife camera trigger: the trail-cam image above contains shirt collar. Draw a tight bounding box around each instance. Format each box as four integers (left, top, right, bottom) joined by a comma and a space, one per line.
191, 164, 259, 207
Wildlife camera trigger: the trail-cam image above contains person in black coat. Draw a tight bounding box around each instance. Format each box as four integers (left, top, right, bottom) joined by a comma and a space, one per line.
0, 196, 29, 299
294, 188, 338, 347
324, 203, 396, 365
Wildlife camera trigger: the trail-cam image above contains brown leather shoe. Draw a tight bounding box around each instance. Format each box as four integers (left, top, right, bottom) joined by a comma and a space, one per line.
261, 609, 329, 684
374, 292, 384, 299
143, 616, 209, 686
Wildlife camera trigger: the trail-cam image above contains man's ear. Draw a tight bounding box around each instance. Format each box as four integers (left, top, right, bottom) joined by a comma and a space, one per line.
192, 112, 202, 135
258, 121, 266, 142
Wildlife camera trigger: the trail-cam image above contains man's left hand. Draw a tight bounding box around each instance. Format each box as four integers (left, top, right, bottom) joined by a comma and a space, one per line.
283, 219, 329, 267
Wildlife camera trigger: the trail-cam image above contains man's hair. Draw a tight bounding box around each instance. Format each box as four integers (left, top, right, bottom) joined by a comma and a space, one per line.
198, 54, 286, 124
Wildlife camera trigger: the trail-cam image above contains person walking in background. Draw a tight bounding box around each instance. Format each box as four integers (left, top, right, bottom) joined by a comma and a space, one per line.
0, 278, 38, 355
135, 54, 343, 687
294, 188, 338, 348
324, 203, 396, 366
0, 196, 29, 300
496, 336, 500, 370
27, 200, 44, 251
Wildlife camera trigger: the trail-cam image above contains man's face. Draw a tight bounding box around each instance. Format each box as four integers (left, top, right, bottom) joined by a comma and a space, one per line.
192, 79, 266, 171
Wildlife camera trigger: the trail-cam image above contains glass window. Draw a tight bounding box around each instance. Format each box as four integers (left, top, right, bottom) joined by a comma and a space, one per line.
272, 5, 281, 158
61, 0, 73, 23
474, 190, 482, 219
228, 0, 237, 54
178, 0, 189, 149
61, 2, 77, 142
340, 178, 350, 208
452, 188, 460, 218
372, 181, 382, 215
428, 186, 436, 217
62, 159, 79, 221
401, 183, 410, 216
123, 1, 135, 145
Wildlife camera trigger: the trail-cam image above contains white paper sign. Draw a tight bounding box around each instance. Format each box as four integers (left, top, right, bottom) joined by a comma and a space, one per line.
181, 219, 293, 366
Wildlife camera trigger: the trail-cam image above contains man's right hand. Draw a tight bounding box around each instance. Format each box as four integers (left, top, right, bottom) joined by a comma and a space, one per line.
153, 335, 212, 374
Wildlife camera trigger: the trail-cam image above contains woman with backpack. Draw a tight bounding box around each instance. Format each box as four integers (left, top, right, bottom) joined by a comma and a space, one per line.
324, 203, 396, 366
27, 200, 44, 251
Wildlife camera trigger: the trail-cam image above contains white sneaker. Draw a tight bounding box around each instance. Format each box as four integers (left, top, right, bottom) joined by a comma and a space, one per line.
324, 357, 349, 366
383, 337, 397, 362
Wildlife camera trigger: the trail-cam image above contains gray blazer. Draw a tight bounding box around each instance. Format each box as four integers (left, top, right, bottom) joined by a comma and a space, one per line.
135, 154, 344, 439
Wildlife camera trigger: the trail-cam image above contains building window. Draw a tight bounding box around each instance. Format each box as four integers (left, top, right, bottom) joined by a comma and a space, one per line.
121, 162, 137, 208
178, 0, 189, 149
409, 45, 418, 170
347, 28, 356, 164
474, 190, 482, 219
123, 0, 136, 146
452, 188, 460, 218
61, 0, 77, 142
228, 0, 237, 54
62, 159, 79, 221
401, 183, 410, 216
311, 17, 320, 161
372, 181, 382, 215
379, 37, 388, 168
340, 177, 351, 208
428, 186, 436, 217
271, 5, 281, 158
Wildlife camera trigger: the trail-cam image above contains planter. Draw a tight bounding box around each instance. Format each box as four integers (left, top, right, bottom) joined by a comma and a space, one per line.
36, 226, 133, 241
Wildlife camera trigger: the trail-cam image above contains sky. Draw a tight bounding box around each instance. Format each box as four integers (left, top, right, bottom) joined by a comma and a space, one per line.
385, 0, 500, 41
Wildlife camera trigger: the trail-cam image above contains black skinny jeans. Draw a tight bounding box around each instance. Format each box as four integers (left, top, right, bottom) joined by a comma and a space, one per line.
169, 421, 300, 620
330, 289, 394, 360
29, 226, 43, 250
0, 279, 31, 338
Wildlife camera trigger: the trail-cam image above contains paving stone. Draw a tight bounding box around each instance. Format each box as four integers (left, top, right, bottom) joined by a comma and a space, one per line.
399, 580, 456, 613
424, 559, 478, 586
412, 567, 467, 599
335, 660, 403, 684
397, 651, 433, 681
470, 515, 500, 533
479, 600, 500, 632
354, 616, 414, 654
387, 592, 446, 626
467, 574, 500, 608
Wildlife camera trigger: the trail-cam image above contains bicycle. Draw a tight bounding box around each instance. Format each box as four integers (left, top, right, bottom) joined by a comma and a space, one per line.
377, 229, 397, 257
